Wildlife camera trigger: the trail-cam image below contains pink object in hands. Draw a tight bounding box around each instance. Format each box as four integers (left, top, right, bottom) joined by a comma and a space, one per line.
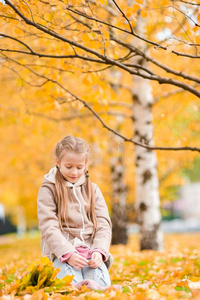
60, 246, 107, 263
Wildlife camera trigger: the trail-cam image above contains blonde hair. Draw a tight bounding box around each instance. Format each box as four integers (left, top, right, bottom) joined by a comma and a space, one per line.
54, 135, 97, 237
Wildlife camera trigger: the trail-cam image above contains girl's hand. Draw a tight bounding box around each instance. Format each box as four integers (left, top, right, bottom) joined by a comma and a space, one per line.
88, 252, 103, 268
67, 253, 88, 270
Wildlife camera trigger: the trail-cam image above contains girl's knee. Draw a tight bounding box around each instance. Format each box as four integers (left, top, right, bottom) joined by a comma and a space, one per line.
53, 259, 83, 284
83, 263, 111, 288
95, 265, 111, 287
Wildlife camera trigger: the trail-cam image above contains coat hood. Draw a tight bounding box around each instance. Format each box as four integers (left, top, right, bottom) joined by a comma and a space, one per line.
44, 167, 86, 187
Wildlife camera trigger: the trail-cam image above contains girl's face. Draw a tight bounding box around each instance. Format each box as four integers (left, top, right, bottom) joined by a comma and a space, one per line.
56, 151, 87, 183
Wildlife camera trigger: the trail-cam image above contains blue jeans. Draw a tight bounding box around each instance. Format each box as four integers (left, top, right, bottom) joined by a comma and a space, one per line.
53, 258, 111, 288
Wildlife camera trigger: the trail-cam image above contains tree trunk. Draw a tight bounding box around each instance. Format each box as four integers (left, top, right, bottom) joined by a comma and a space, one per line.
131, 12, 164, 250
110, 133, 128, 245
106, 0, 163, 249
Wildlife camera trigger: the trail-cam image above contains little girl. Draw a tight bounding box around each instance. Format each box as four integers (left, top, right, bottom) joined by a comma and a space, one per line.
37, 135, 112, 288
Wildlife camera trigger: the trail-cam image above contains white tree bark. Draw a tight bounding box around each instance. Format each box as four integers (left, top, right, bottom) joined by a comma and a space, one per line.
107, 0, 163, 249
131, 12, 163, 250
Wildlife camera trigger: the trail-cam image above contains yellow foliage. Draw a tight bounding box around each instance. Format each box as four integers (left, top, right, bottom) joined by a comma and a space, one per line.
81, 33, 92, 43
3, 256, 73, 295
131, 19, 136, 27
161, 0, 169, 5
0, 0, 200, 227
132, 4, 141, 13
1, 234, 200, 299
140, 10, 147, 18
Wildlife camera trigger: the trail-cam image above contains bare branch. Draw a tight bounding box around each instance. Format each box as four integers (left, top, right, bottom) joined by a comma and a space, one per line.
104, 101, 132, 108
69, 14, 93, 30
0, 14, 19, 20
2, 40, 200, 97
154, 88, 185, 104
139, 55, 200, 84
3, 64, 49, 87
111, 35, 200, 84
21, 0, 34, 22
3, 54, 200, 153
64, 91, 200, 153
172, 4, 200, 27
111, 0, 134, 34
2, 55, 50, 89
0, 47, 105, 63
172, 50, 200, 58
87, 0, 119, 16
0, 33, 34, 53
2, 1, 200, 98
171, 0, 200, 6
23, 63, 74, 73
124, 63, 156, 76
171, 2, 198, 53
65, 6, 167, 50
31, 110, 132, 121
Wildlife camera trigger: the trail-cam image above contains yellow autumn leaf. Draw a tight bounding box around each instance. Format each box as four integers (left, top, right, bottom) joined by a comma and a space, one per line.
2, 234, 200, 298
103, 30, 110, 41
44, 12, 53, 22
14, 27, 23, 35
131, 19, 136, 27
82, 75, 92, 85
132, 4, 141, 13
195, 36, 200, 44
0, 2, 6, 12
97, 0, 108, 4
125, 10, 132, 19
161, 0, 169, 5
192, 26, 199, 33
62, 275, 74, 285
82, 33, 91, 43
140, 10, 147, 18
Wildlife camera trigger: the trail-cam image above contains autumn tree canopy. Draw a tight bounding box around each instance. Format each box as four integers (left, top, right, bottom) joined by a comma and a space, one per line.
0, 0, 200, 150
0, 0, 200, 234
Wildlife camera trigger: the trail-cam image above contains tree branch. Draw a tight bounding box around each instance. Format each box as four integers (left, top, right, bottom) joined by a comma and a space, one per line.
0, 47, 107, 63
172, 50, 200, 58
3, 64, 50, 87
65, 6, 167, 50
3, 54, 200, 153
3, 1, 200, 98
0, 33, 34, 53
171, 0, 200, 7
172, 3, 200, 27
63, 91, 200, 152
111, 35, 200, 84
111, 0, 134, 34
30, 110, 132, 122
154, 88, 185, 104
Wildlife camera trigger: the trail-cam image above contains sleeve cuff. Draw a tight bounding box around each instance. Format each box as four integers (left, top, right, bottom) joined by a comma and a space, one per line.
90, 248, 107, 262
59, 250, 77, 263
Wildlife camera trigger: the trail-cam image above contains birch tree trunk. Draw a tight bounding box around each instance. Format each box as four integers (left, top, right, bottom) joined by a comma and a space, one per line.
110, 132, 128, 244
107, 0, 163, 249
131, 12, 163, 250
107, 65, 128, 244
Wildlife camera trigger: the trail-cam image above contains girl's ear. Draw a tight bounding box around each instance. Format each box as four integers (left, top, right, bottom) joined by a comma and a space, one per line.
56, 158, 60, 167
84, 163, 89, 173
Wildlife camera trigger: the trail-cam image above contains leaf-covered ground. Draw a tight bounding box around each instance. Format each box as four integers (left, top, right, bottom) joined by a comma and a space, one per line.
0, 233, 200, 299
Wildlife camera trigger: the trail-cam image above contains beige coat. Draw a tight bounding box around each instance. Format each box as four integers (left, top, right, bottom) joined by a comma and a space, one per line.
37, 167, 112, 267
